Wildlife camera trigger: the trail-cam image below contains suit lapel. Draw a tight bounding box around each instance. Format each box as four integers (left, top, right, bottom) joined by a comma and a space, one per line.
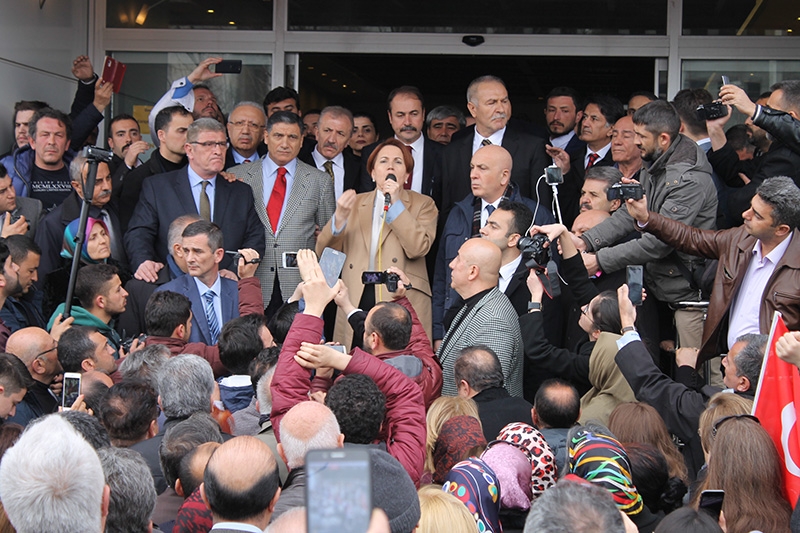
213, 177, 231, 226
500, 128, 520, 159
504, 260, 528, 297
243, 163, 271, 234
220, 279, 237, 322
358, 191, 375, 253
187, 276, 211, 345
280, 163, 310, 233
172, 169, 198, 216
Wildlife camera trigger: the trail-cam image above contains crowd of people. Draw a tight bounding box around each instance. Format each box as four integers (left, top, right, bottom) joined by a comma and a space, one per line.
0, 52, 798, 532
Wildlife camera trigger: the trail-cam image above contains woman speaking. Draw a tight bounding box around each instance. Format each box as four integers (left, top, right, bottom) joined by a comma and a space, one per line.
317, 139, 437, 347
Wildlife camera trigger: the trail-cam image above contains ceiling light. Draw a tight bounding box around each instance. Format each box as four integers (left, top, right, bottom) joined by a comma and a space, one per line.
342, 84, 347, 88
321, 73, 327, 77
207, 9, 214, 13
229, 21, 235, 25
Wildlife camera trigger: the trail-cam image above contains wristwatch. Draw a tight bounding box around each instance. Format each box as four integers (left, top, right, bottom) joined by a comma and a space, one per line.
528, 302, 542, 312
621, 326, 637, 334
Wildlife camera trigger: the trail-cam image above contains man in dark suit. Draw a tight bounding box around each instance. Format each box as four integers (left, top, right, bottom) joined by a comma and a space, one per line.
227, 111, 335, 314
359, 86, 443, 198
124, 118, 265, 283
546, 95, 625, 227
0, 166, 41, 239
298, 106, 360, 198
156, 221, 260, 346
544, 86, 586, 160
437, 75, 550, 223
223, 101, 268, 170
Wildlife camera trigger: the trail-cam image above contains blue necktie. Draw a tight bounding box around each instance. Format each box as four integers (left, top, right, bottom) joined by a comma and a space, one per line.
204, 290, 220, 344
486, 204, 495, 216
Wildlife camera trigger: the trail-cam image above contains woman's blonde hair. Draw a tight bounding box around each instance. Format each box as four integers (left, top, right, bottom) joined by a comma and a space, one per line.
417, 485, 478, 533
697, 392, 753, 455
425, 396, 481, 473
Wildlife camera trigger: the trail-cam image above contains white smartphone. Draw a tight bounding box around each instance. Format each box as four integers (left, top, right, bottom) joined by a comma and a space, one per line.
306, 448, 372, 533
62, 372, 82, 410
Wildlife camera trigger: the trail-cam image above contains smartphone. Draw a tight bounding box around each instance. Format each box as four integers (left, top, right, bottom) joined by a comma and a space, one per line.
214, 60, 242, 74
319, 248, 346, 288
330, 344, 347, 354
545, 165, 563, 185
306, 449, 372, 533
101, 57, 127, 93
282, 251, 298, 269
626, 265, 643, 306
62, 372, 82, 410
699, 489, 724, 520
721, 75, 730, 86
361, 271, 387, 285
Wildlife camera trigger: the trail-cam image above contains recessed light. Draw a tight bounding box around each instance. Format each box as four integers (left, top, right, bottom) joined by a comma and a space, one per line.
229, 21, 235, 25
342, 84, 347, 88
307, 66, 314, 70
321, 73, 327, 77
331, 79, 338, 82
207, 9, 214, 13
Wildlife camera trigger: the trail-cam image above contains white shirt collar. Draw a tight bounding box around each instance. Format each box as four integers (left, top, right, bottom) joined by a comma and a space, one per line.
585, 142, 611, 166
472, 127, 506, 154
499, 254, 522, 283
312, 147, 345, 168
754, 233, 793, 266
550, 130, 576, 150
193, 271, 222, 293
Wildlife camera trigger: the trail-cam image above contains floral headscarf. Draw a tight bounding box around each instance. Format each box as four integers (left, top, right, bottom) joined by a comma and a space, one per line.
443, 457, 501, 533
60, 217, 109, 264
433, 415, 487, 484
496, 422, 557, 497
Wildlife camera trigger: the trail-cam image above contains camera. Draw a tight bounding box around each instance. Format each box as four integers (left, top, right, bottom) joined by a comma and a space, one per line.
607, 183, 643, 201
545, 165, 563, 185
361, 271, 400, 292
121, 334, 147, 353
517, 233, 551, 272
696, 101, 728, 121
81, 145, 114, 163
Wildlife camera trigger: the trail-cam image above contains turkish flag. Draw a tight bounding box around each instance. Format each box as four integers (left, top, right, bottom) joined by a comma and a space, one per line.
753, 312, 800, 507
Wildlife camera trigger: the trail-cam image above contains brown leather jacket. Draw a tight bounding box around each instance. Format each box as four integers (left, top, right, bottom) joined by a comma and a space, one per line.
643, 212, 800, 365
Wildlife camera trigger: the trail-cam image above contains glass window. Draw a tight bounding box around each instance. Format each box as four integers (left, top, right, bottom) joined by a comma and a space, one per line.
683, 0, 798, 36
109, 52, 271, 139
288, 0, 667, 35
106, 0, 272, 30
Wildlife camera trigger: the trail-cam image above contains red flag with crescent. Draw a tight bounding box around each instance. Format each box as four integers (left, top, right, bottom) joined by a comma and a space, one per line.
753, 312, 800, 507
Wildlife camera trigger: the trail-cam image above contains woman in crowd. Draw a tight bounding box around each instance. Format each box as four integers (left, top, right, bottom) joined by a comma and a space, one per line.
416, 485, 478, 533
423, 396, 481, 484
317, 138, 437, 347
692, 415, 791, 533
349, 112, 379, 159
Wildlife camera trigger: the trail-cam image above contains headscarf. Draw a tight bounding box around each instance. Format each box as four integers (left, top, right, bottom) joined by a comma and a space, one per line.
579, 332, 636, 424
443, 458, 501, 533
496, 422, 557, 497
60, 217, 109, 264
433, 415, 487, 484
481, 441, 532, 511
567, 426, 643, 516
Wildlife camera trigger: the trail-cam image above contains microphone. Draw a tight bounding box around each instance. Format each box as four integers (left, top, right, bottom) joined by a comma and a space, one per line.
384, 173, 397, 207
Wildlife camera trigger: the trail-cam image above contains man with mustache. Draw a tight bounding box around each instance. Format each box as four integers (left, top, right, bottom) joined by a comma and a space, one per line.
359, 86, 443, 199
437, 75, 549, 224
35, 152, 127, 283
299, 106, 360, 199
544, 87, 585, 159
224, 102, 268, 170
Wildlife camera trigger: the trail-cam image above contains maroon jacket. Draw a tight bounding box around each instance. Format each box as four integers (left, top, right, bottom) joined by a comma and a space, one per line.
271, 313, 427, 486
142, 277, 263, 378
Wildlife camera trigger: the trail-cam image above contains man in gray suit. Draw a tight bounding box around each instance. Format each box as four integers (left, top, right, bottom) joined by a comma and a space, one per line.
227, 111, 335, 314
0, 165, 40, 239
437, 237, 523, 397
200, 436, 281, 532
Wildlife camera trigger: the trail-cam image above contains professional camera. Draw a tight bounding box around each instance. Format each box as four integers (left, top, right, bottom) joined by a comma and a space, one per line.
361, 271, 400, 292
606, 183, 644, 201
517, 233, 551, 272
696, 101, 728, 121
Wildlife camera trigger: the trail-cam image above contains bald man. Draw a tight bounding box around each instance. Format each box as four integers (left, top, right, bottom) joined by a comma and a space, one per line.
433, 144, 554, 344
201, 436, 281, 531
571, 209, 611, 237
272, 401, 343, 520
6, 327, 62, 426
436, 238, 523, 397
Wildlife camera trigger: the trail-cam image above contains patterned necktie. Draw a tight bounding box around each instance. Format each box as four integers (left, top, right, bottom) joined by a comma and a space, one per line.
199, 181, 211, 221
481, 138, 492, 146
586, 152, 600, 170
243, 159, 251, 163
323, 160, 335, 182
267, 167, 287, 232
403, 146, 413, 190
204, 290, 220, 345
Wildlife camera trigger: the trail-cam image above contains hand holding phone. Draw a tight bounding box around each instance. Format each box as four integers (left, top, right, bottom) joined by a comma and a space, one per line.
61, 373, 82, 410
306, 449, 372, 533
626, 265, 643, 306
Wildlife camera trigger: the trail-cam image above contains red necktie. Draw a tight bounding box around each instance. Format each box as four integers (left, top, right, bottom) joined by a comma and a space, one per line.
586, 152, 600, 170
403, 145, 413, 190
267, 167, 287, 232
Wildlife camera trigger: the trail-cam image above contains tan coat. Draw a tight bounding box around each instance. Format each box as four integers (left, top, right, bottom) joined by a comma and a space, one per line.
317, 189, 438, 347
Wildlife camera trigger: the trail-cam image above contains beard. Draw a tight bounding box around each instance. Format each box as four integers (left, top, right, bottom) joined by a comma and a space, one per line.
641, 146, 663, 163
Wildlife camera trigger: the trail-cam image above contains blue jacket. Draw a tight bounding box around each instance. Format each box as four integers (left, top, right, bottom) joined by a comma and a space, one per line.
432, 189, 555, 339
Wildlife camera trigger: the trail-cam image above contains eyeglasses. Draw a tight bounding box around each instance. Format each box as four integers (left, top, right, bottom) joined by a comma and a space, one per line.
189, 141, 229, 149
228, 120, 264, 130
35, 344, 57, 360
711, 414, 760, 438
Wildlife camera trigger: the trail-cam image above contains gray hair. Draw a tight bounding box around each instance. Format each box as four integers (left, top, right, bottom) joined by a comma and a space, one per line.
584, 166, 623, 191
0, 415, 107, 533
279, 409, 341, 469
98, 447, 156, 533
119, 344, 170, 391
524, 480, 625, 533
426, 105, 466, 129
168, 214, 202, 252
756, 176, 800, 231
230, 101, 267, 123
319, 106, 354, 129
186, 117, 225, 144
266, 507, 306, 533
734, 333, 768, 390
256, 366, 278, 416
467, 75, 506, 105
157, 354, 215, 419
69, 152, 89, 183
